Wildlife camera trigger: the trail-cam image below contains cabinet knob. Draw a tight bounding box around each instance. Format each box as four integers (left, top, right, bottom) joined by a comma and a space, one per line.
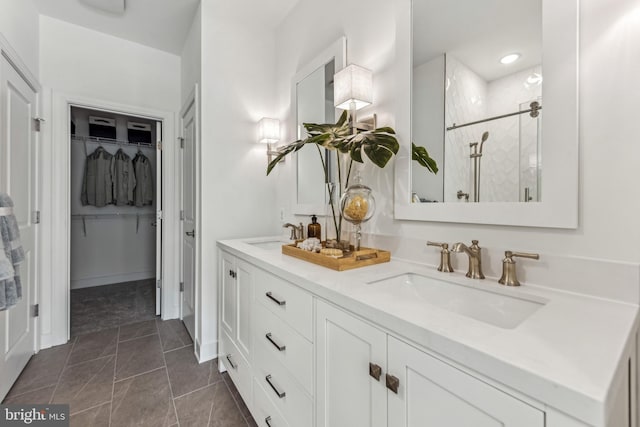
369, 363, 382, 381
386, 374, 400, 394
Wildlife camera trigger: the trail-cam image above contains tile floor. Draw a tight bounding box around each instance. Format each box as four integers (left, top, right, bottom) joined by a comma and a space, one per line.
3, 318, 257, 427
70, 280, 157, 336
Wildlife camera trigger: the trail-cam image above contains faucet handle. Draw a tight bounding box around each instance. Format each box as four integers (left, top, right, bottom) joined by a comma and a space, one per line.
499, 251, 539, 286
427, 241, 448, 249
426, 242, 454, 273
508, 251, 540, 261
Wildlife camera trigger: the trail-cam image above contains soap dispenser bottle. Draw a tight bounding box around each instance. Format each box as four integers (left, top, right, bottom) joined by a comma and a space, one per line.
308, 215, 321, 239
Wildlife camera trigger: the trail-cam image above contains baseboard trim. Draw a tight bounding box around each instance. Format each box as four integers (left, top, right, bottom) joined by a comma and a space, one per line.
71, 271, 155, 289
197, 339, 218, 363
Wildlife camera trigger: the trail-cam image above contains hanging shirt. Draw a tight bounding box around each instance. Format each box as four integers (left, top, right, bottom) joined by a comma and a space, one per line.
133, 153, 154, 207
81, 147, 114, 207
113, 149, 136, 205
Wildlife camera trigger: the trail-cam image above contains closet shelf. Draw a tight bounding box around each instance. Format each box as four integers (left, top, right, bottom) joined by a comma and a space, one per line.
71, 134, 156, 149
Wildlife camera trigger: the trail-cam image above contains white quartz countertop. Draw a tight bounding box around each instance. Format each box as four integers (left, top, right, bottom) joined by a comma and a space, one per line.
218, 237, 639, 426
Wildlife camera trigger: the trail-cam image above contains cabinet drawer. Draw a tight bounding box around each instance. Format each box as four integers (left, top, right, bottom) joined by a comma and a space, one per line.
254, 269, 313, 340
254, 339, 313, 427
253, 302, 313, 395
220, 330, 252, 406
252, 378, 290, 427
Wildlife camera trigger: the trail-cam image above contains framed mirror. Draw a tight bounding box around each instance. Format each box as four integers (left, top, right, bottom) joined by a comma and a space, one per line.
292, 37, 346, 215
394, 0, 578, 228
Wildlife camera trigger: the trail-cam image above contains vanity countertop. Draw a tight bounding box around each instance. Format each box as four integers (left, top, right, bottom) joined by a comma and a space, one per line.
218, 237, 639, 426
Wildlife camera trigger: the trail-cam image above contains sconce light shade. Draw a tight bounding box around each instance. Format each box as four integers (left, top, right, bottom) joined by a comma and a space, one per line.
258, 117, 280, 144
334, 64, 373, 111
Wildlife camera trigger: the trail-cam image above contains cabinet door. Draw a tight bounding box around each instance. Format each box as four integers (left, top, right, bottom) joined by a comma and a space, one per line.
387, 336, 544, 427
220, 252, 236, 337
235, 259, 253, 361
316, 300, 387, 427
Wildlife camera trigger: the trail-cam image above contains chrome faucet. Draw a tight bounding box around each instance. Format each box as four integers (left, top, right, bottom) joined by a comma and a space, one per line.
283, 222, 304, 240
451, 240, 485, 279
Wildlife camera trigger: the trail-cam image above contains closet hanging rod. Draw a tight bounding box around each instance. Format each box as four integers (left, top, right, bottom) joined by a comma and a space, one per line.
71, 134, 156, 149
71, 213, 155, 220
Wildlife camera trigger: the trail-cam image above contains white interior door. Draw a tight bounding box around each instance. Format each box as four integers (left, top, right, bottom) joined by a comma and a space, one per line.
155, 121, 163, 316
0, 56, 38, 400
181, 95, 196, 340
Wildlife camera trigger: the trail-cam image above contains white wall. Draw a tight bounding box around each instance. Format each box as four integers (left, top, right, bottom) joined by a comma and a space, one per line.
39, 16, 180, 111
0, 0, 39, 76
275, 0, 640, 269
198, 1, 279, 360
181, 4, 201, 104
38, 16, 182, 347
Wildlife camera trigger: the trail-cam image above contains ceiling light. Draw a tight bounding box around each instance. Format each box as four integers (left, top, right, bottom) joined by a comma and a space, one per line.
79, 0, 126, 15
500, 53, 520, 65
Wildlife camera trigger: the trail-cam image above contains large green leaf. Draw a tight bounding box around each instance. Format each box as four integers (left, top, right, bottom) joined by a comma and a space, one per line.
266, 139, 306, 175
342, 128, 400, 168
412, 143, 439, 174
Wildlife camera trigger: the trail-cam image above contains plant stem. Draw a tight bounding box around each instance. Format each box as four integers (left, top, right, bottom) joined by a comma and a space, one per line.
316, 145, 339, 241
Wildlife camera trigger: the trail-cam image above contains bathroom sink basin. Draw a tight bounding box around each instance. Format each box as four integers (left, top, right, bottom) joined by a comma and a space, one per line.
367, 273, 546, 329
247, 240, 287, 251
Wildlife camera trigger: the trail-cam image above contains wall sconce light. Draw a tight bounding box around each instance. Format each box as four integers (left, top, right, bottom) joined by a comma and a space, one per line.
334, 64, 376, 132
258, 117, 281, 164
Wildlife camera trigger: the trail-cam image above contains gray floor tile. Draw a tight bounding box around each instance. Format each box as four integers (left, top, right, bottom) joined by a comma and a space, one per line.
174, 382, 247, 427
69, 402, 111, 427
119, 319, 158, 342
52, 355, 115, 414
164, 346, 221, 398
111, 368, 176, 427
5, 341, 75, 398
115, 334, 164, 380
2, 385, 55, 404
68, 328, 118, 366
157, 319, 192, 351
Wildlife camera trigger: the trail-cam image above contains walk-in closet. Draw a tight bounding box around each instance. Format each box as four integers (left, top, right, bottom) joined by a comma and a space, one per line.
69, 106, 161, 336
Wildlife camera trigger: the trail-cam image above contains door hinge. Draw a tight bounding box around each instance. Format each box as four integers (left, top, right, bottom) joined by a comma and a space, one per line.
178, 137, 185, 149
32, 304, 39, 317
32, 211, 40, 224
33, 117, 45, 132
157, 141, 163, 151
180, 282, 184, 292
156, 280, 162, 289
180, 210, 184, 221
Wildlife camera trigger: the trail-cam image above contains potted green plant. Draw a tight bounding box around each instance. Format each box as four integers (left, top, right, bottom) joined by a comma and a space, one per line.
267, 110, 437, 244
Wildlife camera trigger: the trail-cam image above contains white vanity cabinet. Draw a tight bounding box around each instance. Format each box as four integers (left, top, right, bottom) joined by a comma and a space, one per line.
219, 251, 254, 404
218, 241, 638, 427
316, 299, 544, 427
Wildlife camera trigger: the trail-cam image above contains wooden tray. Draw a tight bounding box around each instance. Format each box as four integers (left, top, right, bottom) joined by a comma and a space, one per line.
282, 244, 390, 271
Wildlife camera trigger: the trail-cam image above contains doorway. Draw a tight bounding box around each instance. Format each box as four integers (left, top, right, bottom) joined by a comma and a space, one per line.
68, 105, 162, 336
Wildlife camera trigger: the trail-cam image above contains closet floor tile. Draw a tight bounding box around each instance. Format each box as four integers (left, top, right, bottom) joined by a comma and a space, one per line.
119, 319, 158, 342
165, 346, 222, 398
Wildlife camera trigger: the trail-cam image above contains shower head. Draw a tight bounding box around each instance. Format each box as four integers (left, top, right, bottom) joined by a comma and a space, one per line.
479, 131, 489, 154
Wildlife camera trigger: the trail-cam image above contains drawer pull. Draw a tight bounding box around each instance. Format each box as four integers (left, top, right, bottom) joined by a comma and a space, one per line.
265, 374, 286, 398
265, 416, 273, 427
226, 354, 237, 370
386, 373, 400, 394
265, 333, 286, 351
265, 291, 286, 306
369, 362, 382, 381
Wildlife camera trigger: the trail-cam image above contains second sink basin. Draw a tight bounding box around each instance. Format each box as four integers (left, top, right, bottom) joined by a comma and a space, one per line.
367, 273, 546, 329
